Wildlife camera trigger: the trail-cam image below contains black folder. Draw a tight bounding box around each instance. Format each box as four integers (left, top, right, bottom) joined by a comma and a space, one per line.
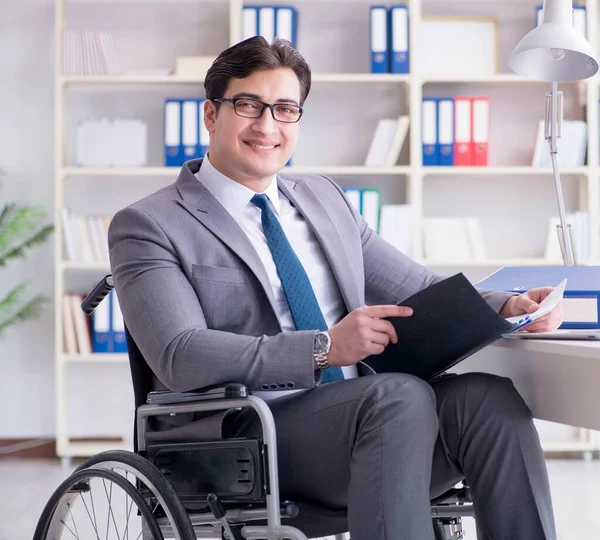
360, 273, 515, 381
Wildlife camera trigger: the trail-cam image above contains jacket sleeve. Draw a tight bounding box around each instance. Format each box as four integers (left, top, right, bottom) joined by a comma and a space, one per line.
108, 205, 318, 393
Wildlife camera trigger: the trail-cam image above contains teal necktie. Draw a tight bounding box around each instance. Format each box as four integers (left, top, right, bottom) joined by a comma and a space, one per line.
251, 194, 344, 383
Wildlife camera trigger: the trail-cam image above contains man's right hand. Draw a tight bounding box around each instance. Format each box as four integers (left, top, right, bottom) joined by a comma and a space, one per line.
327, 305, 413, 367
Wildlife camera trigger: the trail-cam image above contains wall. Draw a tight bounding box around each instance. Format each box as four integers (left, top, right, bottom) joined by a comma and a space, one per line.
0, 0, 588, 449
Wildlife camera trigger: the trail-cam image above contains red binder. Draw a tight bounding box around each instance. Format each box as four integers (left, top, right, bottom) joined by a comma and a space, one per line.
454, 96, 473, 166
471, 97, 490, 166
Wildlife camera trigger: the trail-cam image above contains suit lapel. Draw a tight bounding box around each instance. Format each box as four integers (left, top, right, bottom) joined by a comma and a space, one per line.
278, 176, 362, 313
175, 161, 279, 322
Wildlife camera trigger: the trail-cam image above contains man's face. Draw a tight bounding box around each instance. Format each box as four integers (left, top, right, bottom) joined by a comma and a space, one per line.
204, 67, 302, 188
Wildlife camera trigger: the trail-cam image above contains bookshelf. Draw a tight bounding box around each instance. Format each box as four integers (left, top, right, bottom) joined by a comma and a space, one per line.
54, 0, 600, 459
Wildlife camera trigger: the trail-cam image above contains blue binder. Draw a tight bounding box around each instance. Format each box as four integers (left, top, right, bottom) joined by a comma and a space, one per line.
436, 98, 454, 166
422, 98, 438, 166
182, 99, 200, 161
275, 6, 298, 47
389, 5, 409, 73
110, 290, 128, 353
370, 6, 389, 73
198, 98, 209, 157
91, 293, 111, 353
164, 99, 183, 167
476, 266, 600, 329
242, 6, 259, 40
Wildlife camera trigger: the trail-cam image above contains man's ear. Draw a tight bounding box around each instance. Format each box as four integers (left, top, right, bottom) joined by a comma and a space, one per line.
204, 99, 217, 133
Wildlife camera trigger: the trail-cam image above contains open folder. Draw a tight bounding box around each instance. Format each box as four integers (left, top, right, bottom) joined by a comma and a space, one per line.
360, 273, 562, 381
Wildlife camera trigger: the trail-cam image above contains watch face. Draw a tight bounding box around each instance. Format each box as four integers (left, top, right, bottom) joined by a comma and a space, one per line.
315, 332, 330, 352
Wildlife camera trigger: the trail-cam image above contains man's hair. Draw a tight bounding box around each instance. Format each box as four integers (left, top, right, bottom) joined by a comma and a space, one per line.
204, 36, 312, 106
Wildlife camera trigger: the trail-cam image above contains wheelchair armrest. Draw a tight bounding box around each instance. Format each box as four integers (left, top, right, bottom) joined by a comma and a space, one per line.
145, 382, 249, 405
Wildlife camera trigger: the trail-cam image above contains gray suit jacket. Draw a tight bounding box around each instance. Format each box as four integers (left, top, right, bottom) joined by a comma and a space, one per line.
108, 159, 513, 436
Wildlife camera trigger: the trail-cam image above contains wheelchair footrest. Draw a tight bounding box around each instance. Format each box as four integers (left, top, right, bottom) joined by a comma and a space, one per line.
147, 439, 266, 505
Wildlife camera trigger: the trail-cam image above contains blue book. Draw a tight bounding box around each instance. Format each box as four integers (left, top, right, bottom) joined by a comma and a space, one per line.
389, 5, 409, 73
370, 6, 389, 73
91, 293, 111, 353
164, 99, 183, 167
422, 98, 438, 166
198, 98, 209, 157
436, 98, 454, 166
477, 266, 600, 329
275, 6, 298, 47
110, 290, 128, 353
182, 99, 200, 162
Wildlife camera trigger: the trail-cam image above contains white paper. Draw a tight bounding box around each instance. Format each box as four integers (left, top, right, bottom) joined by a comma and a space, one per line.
505, 279, 567, 326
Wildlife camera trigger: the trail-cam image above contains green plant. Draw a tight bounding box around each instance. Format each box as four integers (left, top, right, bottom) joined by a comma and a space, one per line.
0, 200, 54, 335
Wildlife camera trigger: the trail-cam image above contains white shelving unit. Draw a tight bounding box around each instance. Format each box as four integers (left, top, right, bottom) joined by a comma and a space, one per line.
54, 0, 600, 458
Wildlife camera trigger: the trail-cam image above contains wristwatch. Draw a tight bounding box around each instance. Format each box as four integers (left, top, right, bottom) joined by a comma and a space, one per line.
313, 331, 332, 370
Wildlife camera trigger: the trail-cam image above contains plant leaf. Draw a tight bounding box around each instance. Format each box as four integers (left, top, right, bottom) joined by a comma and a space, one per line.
0, 225, 54, 266
0, 295, 46, 335
0, 205, 48, 253
0, 283, 27, 317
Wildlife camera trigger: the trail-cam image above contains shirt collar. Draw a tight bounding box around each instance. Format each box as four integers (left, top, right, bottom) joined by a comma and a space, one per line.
195, 155, 281, 216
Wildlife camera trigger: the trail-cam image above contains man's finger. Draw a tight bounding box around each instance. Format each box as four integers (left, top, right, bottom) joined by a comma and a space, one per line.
363, 305, 414, 318
370, 318, 398, 344
517, 295, 539, 313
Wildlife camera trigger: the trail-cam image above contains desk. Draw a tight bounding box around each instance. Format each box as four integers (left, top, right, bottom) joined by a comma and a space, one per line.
453, 338, 600, 431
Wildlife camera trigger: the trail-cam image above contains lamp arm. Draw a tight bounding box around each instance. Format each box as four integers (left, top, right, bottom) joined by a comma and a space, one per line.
547, 81, 576, 266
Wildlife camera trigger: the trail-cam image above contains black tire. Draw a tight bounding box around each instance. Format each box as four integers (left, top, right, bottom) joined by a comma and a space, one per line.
34, 467, 163, 539
76, 449, 196, 540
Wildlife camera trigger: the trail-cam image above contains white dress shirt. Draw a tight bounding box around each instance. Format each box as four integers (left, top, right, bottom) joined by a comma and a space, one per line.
195, 157, 358, 395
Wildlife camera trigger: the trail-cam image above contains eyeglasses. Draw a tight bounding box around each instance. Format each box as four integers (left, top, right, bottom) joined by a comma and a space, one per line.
210, 97, 303, 123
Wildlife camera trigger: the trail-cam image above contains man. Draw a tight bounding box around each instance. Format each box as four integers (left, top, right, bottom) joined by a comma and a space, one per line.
109, 36, 562, 539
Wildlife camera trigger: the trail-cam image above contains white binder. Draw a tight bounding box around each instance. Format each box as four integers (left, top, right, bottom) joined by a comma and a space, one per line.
259, 7, 275, 43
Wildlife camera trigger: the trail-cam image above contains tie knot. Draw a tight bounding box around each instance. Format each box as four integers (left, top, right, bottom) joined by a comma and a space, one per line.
251, 193, 270, 212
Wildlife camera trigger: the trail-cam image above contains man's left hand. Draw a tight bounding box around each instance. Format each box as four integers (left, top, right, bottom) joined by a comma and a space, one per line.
500, 287, 563, 333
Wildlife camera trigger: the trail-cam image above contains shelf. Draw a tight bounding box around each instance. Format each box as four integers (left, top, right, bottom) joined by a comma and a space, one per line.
61, 73, 410, 86
286, 166, 410, 175
61, 261, 110, 271
422, 166, 589, 176
61, 75, 204, 85
312, 73, 410, 84
63, 354, 129, 363
61, 440, 131, 458
61, 166, 411, 177
421, 74, 577, 84
422, 258, 564, 267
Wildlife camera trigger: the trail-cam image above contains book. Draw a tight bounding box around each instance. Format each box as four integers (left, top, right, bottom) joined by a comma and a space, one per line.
358, 273, 557, 381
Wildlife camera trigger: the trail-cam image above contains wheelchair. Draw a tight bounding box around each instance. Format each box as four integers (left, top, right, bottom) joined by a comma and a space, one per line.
34, 275, 475, 540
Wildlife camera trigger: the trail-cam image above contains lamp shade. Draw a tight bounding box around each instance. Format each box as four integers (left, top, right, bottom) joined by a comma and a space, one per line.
509, 0, 599, 81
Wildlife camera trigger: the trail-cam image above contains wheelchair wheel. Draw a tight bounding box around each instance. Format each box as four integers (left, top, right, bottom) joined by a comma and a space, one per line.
77, 449, 196, 540
34, 467, 163, 539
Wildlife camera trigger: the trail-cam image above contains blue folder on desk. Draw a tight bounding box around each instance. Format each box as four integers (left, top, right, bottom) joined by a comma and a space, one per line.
476, 266, 600, 329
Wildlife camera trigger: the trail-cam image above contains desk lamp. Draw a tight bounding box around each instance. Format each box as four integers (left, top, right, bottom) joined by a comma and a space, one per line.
509, 0, 598, 266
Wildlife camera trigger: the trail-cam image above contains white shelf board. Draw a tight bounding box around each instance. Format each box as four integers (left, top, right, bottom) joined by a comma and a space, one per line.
61, 73, 410, 86
286, 166, 410, 175
422, 258, 563, 267
421, 74, 573, 84
63, 354, 128, 363
62, 440, 131, 457
61, 260, 110, 271
61, 75, 203, 85
422, 166, 589, 176
312, 73, 410, 83
62, 166, 411, 177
